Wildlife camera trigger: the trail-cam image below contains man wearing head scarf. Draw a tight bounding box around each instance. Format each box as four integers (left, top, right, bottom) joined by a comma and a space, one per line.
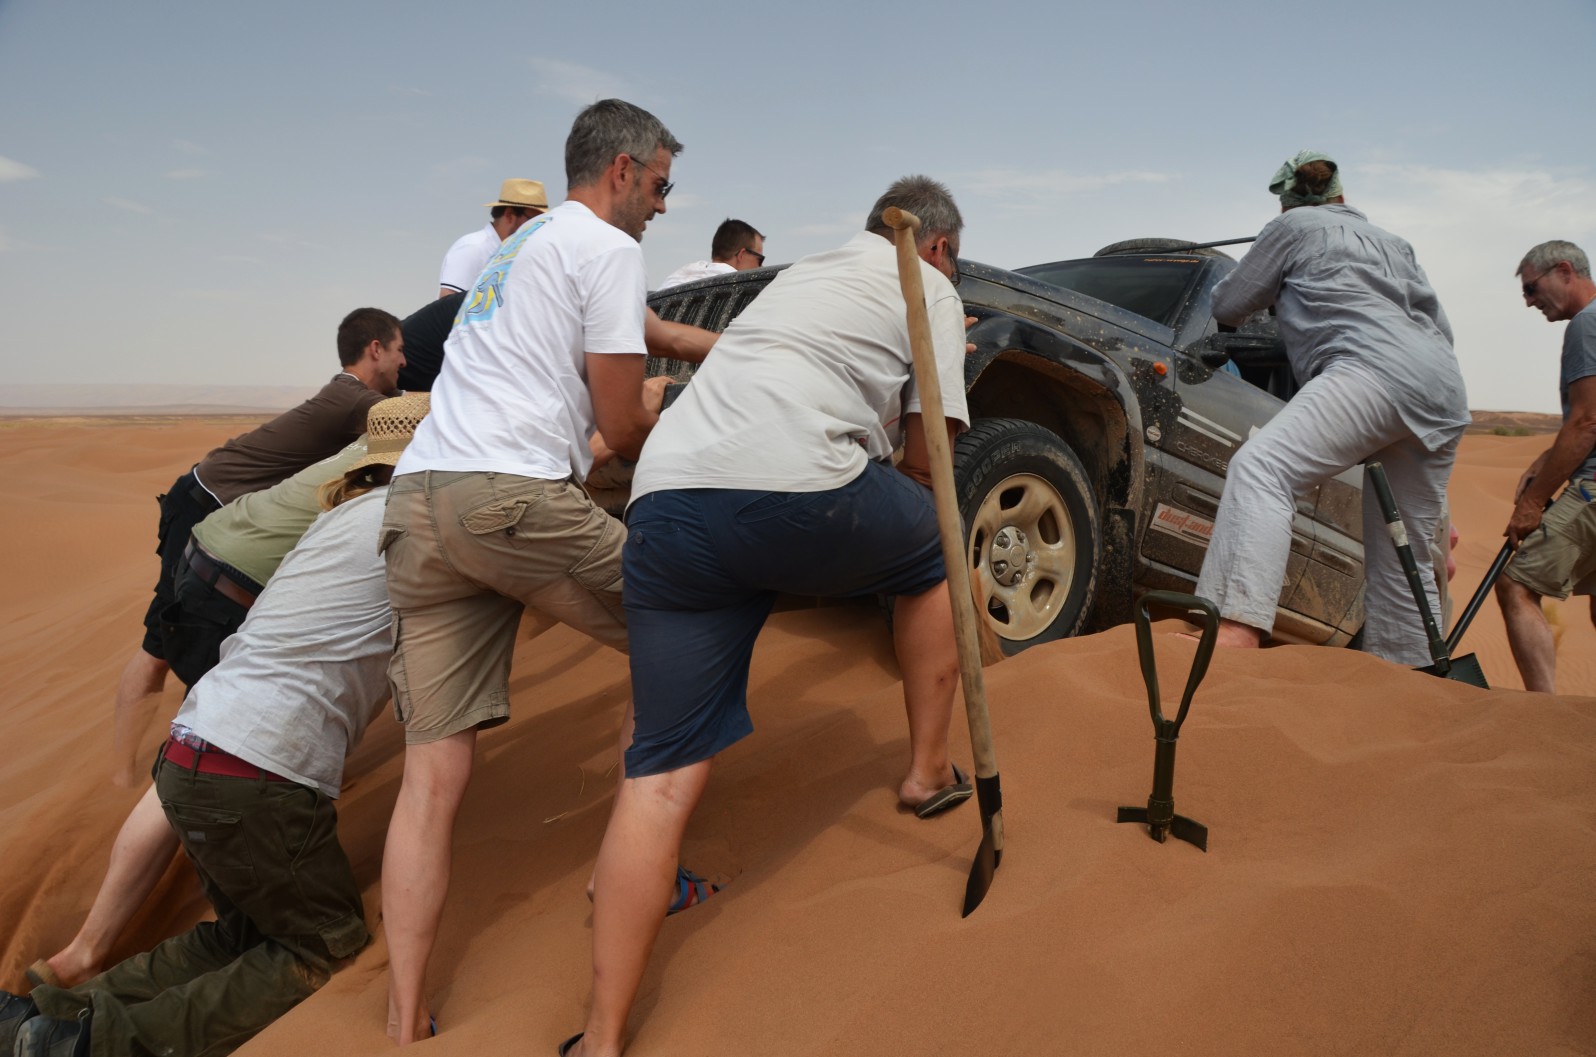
1194, 150, 1470, 664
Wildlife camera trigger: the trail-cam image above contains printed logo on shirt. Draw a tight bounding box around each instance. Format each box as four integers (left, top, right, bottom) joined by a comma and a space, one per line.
458, 215, 552, 327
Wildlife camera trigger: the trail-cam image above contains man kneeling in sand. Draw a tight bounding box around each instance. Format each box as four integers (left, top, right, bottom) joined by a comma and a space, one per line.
562, 176, 973, 1057
0, 395, 426, 1057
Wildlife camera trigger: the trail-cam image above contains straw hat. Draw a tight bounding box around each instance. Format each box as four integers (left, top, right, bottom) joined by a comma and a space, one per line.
348, 392, 429, 473
486, 178, 548, 211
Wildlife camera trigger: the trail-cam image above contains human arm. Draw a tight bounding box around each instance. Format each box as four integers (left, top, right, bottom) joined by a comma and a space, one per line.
643, 308, 718, 364
899, 291, 971, 487
1211, 217, 1295, 325
898, 413, 963, 488
1506, 375, 1596, 543
438, 287, 458, 300
587, 376, 668, 480
587, 353, 658, 462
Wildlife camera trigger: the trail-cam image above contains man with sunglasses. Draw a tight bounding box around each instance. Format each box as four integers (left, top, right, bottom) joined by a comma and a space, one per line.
657, 217, 766, 289
376, 98, 680, 1046
1496, 240, 1596, 693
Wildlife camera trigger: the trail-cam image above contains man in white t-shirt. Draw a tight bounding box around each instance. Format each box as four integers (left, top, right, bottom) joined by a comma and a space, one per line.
378, 98, 680, 1046
436, 178, 549, 298
657, 217, 766, 289
562, 176, 971, 1057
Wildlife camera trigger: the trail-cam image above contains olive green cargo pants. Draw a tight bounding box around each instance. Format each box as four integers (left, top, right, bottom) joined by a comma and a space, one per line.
30, 757, 369, 1057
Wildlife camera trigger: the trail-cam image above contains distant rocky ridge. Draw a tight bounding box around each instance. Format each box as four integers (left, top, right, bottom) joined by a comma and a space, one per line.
2, 384, 315, 417
1467, 409, 1562, 435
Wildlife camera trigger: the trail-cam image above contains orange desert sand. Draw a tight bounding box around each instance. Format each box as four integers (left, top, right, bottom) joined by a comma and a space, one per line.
0, 419, 1592, 1056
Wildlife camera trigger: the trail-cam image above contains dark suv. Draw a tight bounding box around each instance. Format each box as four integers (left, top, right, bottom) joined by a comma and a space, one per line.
639, 238, 1378, 654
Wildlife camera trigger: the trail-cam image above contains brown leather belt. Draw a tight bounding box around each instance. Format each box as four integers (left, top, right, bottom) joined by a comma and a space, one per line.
183, 541, 259, 610
162, 736, 289, 782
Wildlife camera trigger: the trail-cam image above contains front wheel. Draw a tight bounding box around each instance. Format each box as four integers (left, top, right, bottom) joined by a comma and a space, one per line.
953, 418, 1102, 653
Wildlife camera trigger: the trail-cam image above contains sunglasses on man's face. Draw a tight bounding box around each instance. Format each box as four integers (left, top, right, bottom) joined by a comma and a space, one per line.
742, 248, 766, 266
626, 154, 673, 200
1522, 265, 1562, 298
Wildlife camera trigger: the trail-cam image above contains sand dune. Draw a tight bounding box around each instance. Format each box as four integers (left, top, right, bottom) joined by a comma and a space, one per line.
1, 421, 1593, 1056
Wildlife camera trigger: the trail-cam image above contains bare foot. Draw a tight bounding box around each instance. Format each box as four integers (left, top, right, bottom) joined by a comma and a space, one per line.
386, 991, 433, 1044
40, 951, 97, 989
1177, 618, 1263, 648
897, 761, 959, 810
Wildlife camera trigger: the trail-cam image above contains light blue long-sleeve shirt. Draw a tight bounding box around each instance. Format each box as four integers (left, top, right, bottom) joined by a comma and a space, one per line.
1212, 204, 1470, 451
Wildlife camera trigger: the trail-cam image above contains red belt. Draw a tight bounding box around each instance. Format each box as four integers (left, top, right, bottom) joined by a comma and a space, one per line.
162, 736, 289, 781
183, 541, 259, 610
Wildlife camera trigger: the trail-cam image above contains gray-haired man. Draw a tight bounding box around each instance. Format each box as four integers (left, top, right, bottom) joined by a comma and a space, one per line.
378, 98, 679, 1045
1496, 240, 1596, 692
563, 175, 972, 1057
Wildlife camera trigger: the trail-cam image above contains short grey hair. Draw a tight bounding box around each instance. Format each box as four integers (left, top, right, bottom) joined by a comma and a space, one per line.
865, 175, 964, 250
1519, 240, 1591, 279
564, 99, 683, 191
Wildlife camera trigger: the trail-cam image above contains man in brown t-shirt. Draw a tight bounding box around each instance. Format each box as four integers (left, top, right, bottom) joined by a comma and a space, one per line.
110, 307, 404, 785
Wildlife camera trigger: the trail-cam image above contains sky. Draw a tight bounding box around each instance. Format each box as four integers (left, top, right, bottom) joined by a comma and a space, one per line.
2, 0, 1593, 413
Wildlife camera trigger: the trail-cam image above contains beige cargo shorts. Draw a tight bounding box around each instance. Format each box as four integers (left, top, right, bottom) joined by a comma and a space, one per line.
380, 470, 628, 744
1505, 480, 1596, 600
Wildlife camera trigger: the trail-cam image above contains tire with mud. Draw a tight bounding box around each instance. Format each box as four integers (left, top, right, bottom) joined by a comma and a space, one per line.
953, 418, 1101, 653
1093, 237, 1234, 260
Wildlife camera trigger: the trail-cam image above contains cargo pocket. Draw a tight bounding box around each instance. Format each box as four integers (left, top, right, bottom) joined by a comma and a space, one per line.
388, 611, 410, 724
153, 492, 176, 557
377, 524, 406, 556
318, 914, 371, 961
157, 601, 228, 689
460, 492, 543, 546
570, 514, 625, 595
167, 803, 257, 885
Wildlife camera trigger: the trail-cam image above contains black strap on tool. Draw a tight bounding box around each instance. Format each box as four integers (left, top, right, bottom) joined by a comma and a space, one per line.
1116, 590, 1218, 851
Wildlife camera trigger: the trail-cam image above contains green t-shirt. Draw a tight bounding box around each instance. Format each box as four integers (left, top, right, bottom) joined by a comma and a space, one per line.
190, 438, 367, 587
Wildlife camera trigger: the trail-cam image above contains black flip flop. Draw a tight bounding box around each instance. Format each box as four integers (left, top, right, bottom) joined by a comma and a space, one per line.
558, 1031, 583, 1056
914, 763, 973, 819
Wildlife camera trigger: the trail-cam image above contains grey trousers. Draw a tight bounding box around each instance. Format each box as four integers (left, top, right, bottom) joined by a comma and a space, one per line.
1195, 361, 1459, 666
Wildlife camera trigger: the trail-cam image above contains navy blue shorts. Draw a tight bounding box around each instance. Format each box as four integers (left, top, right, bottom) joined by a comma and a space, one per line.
622, 461, 946, 778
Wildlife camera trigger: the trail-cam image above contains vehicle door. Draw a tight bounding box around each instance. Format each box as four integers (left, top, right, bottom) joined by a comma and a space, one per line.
1167, 267, 1364, 643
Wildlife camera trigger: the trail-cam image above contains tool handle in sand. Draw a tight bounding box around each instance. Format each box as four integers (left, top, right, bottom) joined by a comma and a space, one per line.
880, 206, 999, 789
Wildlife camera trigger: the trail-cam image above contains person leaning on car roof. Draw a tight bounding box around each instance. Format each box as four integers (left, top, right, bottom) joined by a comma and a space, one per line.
1495, 239, 1596, 693
436, 178, 549, 298
657, 217, 766, 289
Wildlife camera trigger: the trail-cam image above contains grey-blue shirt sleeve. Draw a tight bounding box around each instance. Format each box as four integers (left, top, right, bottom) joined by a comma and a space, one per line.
1564, 307, 1596, 389
1211, 217, 1297, 325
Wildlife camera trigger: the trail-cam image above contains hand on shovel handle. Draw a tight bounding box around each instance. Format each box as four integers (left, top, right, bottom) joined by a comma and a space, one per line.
882, 206, 1004, 915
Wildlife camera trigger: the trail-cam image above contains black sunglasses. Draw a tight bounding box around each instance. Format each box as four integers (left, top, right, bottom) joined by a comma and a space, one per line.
626, 155, 673, 200
1522, 264, 1562, 298
742, 247, 766, 266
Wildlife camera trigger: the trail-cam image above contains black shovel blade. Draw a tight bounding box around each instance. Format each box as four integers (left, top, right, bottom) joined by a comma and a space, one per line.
1419, 652, 1489, 688
961, 821, 998, 918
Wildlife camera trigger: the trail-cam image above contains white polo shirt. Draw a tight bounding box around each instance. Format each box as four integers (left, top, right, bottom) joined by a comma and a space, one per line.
632, 230, 968, 499
437, 222, 501, 294
658, 259, 735, 290
399, 200, 648, 482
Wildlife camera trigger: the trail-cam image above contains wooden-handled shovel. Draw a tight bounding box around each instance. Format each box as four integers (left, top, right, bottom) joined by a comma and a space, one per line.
882, 206, 1004, 916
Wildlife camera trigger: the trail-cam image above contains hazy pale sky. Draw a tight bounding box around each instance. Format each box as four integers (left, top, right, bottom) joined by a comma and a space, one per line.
2, 0, 1592, 412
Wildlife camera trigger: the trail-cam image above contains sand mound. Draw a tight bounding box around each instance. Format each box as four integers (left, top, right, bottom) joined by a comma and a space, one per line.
1, 422, 1592, 1057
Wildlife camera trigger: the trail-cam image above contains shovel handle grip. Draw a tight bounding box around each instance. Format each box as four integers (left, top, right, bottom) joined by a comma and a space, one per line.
1134, 591, 1219, 731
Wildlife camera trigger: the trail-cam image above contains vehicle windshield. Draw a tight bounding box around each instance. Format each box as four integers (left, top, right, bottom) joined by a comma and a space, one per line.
1015, 255, 1204, 328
